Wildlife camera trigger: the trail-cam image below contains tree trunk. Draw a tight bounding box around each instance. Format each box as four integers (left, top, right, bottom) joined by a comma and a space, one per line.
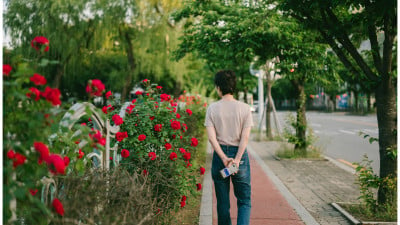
52, 65, 64, 89
265, 73, 273, 139
367, 92, 372, 112
120, 29, 135, 103
291, 79, 307, 156
375, 78, 397, 205
354, 90, 359, 113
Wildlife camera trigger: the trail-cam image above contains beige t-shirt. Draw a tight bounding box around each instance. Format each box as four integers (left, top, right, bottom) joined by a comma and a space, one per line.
204, 99, 253, 146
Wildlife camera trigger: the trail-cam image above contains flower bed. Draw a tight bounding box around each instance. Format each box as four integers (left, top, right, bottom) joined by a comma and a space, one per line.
3, 36, 207, 224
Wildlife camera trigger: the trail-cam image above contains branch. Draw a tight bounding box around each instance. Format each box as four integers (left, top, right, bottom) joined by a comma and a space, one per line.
324, 7, 379, 81
382, 11, 395, 80
292, 11, 363, 83
365, 1, 383, 75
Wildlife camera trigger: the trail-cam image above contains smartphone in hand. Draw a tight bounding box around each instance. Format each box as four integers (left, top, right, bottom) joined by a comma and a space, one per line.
220, 163, 239, 178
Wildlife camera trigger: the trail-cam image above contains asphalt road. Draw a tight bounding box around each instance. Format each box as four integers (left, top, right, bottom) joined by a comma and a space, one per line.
254, 111, 380, 174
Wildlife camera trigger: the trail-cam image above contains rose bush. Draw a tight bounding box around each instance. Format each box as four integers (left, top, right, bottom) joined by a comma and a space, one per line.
107, 81, 207, 221
3, 37, 107, 224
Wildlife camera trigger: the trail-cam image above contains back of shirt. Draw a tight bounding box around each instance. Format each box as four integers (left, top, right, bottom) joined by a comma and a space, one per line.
204, 99, 253, 146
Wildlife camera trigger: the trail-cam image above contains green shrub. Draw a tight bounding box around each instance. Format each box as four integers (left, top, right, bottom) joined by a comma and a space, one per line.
107, 81, 207, 222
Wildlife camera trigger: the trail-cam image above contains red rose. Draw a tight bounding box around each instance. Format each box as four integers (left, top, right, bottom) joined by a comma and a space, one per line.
52, 198, 65, 216
142, 79, 149, 83
41, 87, 61, 106
169, 152, 178, 161
132, 99, 137, 104
183, 152, 191, 161
98, 138, 106, 146
121, 149, 130, 158
171, 120, 181, 130
26, 87, 41, 101
63, 156, 70, 167
186, 109, 192, 116
172, 134, 176, 139
179, 148, 186, 154
181, 195, 187, 201
176, 113, 181, 119
200, 167, 205, 175
160, 93, 171, 102
138, 134, 146, 141
102, 106, 109, 114
112, 114, 124, 126
196, 183, 202, 191
126, 104, 135, 114
31, 36, 49, 52
7, 150, 15, 159
154, 124, 162, 132
164, 143, 172, 150
135, 91, 143, 95
116, 131, 128, 142
156, 86, 162, 89
29, 189, 38, 196
148, 152, 157, 160
45, 154, 66, 175
30, 73, 47, 85
143, 169, 149, 176
180, 201, 186, 208
77, 149, 84, 159
149, 116, 155, 121
12, 153, 27, 168
105, 91, 112, 99
191, 137, 198, 147
173, 108, 177, 113
3, 64, 12, 76
101, 105, 114, 114
86, 79, 105, 97
34, 142, 50, 164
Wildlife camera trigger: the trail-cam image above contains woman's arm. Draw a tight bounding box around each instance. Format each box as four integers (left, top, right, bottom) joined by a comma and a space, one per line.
234, 126, 252, 167
206, 126, 234, 167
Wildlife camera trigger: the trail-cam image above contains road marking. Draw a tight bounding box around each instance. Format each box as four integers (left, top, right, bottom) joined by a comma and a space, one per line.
332, 118, 377, 127
337, 159, 358, 169
339, 129, 356, 135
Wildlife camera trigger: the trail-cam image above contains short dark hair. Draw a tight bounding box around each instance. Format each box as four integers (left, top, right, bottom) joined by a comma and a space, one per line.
214, 70, 236, 95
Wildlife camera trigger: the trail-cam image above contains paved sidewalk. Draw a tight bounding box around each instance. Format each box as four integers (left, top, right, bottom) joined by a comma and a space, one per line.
211, 152, 306, 225
249, 140, 360, 225
200, 138, 361, 225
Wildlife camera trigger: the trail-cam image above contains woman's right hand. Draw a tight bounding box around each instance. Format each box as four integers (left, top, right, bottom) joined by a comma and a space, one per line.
222, 157, 234, 168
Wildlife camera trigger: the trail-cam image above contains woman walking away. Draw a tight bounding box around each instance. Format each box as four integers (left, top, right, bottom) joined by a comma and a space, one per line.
204, 70, 253, 225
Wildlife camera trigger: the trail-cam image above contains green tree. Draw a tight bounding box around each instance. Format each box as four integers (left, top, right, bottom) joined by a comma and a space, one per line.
278, 0, 397, 205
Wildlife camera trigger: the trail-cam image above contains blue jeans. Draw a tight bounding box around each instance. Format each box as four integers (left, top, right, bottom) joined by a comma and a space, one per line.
212, 145, 251, 225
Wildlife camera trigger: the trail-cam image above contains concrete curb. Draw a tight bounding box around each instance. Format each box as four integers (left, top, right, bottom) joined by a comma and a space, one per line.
324, 155, 356, 174
247, 144, 320, 225
199, 143, 213, 225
